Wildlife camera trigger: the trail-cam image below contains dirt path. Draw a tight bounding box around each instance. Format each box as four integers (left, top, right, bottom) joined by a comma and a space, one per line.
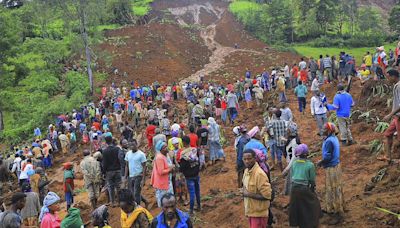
168, 3, 264, 84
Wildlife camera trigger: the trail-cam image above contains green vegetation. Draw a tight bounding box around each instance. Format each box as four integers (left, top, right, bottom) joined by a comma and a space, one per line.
229, 0, 399, 47
131, 0, 153, 16
0, 0, 145, 144
293, 43, 397, 63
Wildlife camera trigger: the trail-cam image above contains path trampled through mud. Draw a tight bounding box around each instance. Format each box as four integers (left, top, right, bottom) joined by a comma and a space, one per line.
168, 3, 264, 84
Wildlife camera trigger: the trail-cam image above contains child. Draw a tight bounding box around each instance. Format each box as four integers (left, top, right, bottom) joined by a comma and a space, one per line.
63, 162, 75, 210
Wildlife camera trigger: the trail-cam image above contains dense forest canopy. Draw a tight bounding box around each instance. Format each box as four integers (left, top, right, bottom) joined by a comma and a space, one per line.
229, 0, 400, 47
0, 0, 153, 144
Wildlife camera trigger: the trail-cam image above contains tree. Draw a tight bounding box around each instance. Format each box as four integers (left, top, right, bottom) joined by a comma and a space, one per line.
389, 5, 400, 34
358, 7, 381, 32
315, 0, 337, 34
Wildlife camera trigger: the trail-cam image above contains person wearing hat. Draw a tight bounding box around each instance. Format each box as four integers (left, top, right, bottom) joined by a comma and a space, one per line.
0, 192, 26, 228
382, 69, 400, 164
317, 122, 344, 225
20, 182, 40, 227
253, 84, 264, 107
63, 162, 75, 210
151, 141, 174, 207
39, 192, 61, 227
289, 144, 321, 228
328, 84, 355, 146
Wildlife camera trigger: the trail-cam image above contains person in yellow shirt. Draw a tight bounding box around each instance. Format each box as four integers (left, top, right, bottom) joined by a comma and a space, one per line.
119, 189, 153, 228
358, 64, 371, 84
363, 51, 373, 70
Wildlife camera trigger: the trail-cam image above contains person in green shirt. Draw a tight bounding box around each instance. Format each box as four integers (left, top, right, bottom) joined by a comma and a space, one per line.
289, 144, 321, 228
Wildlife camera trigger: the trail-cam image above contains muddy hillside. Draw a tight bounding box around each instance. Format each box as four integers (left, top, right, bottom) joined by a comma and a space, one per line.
15, 0, 398, 227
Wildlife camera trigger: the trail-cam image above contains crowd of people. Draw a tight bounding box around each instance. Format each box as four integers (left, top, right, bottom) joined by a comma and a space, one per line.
0, 41, 399, 228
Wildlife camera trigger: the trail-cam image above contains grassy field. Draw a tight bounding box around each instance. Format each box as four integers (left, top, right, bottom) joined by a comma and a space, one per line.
131, 0, 153, 16
292, 43, 397, 64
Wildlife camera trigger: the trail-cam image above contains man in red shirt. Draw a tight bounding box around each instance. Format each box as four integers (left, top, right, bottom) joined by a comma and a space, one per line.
188, 125, 198, 148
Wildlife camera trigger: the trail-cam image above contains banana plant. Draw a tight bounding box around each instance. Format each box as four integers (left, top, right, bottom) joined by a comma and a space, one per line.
375, 122, 389, 133
369, 139, 383, 154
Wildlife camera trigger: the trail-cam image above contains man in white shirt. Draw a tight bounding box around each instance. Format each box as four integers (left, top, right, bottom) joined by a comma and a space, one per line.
284, 63, 291, 89
310, 90, 328, 136
311, 77, 320, 93
299, 57, 307, 70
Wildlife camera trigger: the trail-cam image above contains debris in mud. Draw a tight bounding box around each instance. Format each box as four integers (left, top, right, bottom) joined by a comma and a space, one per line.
209, 188, 220, 195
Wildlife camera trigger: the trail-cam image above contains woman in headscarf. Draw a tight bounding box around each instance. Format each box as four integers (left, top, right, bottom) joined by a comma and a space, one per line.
119, 189, 153, 228
92, 205, 111, 228
39, 192, 61, 228
289, 144, 321, 228
317, 122, 344, 225
207, 117, 225, 165
243, 126, 267, 155
151, 141, 174, 207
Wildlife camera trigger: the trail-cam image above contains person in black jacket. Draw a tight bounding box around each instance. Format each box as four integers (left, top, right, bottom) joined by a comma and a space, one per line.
102, 136, 121, 207
179, 136, 200, 214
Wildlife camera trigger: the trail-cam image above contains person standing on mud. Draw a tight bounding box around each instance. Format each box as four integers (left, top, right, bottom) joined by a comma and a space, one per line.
234, 125, 249, 188
329, 84, 354, 146
80, 149, 101, 210
267, 110, 287, 172
317, 122, 345, 225
102, 136, 122, 207
226, 90, 239, 125
311, 90, 328, 136
382, 69, 400, 164
289, 144, 321, 228
151, 141, 174, 207
241, 149, 272, 228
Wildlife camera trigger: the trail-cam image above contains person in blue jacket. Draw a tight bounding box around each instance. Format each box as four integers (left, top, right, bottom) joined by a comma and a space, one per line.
317, 122, 345, 225
327, 84, 355, 146
150, 193, 193, 228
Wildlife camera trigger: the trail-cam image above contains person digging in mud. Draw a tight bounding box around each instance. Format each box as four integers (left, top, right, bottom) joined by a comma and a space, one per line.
241, 149, 272, 228
381, 69, 400, 164
150, 193, 193, 228
317, 122, 345, 225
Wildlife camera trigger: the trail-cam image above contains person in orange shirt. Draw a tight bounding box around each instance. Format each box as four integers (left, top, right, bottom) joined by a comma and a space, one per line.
300, 68, 308, 84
